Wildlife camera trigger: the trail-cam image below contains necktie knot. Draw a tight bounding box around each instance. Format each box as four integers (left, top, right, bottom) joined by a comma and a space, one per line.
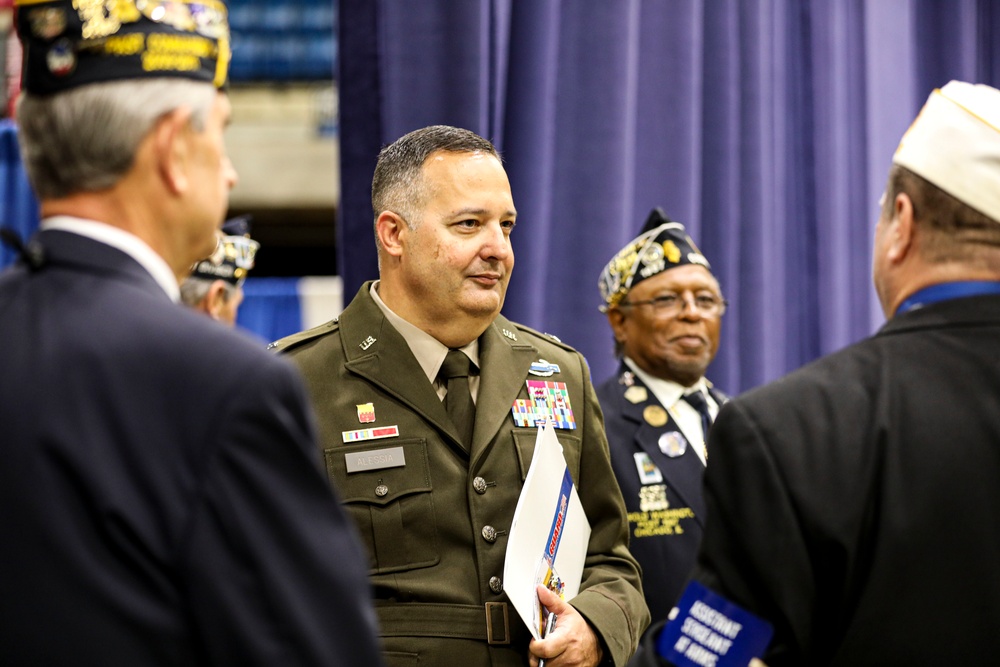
439, 349, 474, 381
682, 390, 709, 413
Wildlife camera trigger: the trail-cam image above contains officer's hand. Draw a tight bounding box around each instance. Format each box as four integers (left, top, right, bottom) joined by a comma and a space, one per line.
528, 584, 604, 667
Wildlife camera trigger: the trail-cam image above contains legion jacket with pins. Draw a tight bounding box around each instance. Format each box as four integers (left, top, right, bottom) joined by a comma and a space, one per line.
0, 229, 383, 667
596, 366, 727, 626
272, 282, 650, 667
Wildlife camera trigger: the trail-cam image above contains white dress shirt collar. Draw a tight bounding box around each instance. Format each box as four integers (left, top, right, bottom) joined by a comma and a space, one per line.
41, 216, 180, 302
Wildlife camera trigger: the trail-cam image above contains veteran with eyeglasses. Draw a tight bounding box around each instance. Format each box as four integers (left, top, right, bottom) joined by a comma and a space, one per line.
595, 209, 727, 664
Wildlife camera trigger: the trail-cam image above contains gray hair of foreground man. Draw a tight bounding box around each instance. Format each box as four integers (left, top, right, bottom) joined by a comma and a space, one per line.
17, 79, 215, 200
370, 124, 501, 233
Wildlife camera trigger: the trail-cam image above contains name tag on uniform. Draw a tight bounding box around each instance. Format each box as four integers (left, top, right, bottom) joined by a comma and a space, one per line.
345, 446, 406, 473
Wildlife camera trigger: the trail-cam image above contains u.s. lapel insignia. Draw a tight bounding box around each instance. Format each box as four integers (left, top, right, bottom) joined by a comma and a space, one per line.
359, 335, 376, 351
624, 386, 647, 404
502, 328, 518, 341
658, 431, 688, 458
357, 403, 376, 423
528, 359, 561, 377
633, 452, 663, 484
643, 405, 668, 427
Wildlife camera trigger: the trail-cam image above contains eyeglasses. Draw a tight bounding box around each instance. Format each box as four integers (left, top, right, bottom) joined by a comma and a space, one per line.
619, 291, 727, 316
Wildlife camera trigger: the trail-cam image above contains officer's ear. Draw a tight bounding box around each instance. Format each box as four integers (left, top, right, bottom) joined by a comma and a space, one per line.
376, 211, 408, 258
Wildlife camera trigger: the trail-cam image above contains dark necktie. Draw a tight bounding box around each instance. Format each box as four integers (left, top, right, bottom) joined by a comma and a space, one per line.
682, 390, 713, 455
438, 349, 476, 445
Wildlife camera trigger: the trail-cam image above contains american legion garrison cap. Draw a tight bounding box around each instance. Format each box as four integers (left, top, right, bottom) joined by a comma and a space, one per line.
598, 208, 710, 311
15, 0, 230, 95
190, 216, 259, 288
893, 80, 1000, 223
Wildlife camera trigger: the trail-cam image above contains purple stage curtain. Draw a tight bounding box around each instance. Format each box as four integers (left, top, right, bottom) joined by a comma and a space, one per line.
338, 0, 1000, 395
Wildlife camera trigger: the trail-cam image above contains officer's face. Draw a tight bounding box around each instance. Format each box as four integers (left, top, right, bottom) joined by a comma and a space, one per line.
609, 264, 723, 387
398, 150, 516, 331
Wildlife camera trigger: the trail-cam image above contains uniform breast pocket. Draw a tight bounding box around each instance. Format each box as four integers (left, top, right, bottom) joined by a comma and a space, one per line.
511, 428, 582, 483
324, 438, 439, 574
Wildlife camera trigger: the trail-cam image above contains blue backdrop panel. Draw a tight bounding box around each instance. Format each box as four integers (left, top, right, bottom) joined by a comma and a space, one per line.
0, 119, 40, 269
235, 277, 304, 345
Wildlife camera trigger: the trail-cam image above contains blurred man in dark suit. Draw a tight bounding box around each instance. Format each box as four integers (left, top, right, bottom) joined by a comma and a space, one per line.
0, 2, 382, 665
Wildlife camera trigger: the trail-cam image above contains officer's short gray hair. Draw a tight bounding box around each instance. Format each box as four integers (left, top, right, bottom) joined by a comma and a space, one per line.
17, 79, 215, 200
371, 125, 500, 229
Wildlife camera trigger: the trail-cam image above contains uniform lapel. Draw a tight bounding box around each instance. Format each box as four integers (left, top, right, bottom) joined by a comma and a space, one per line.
471, 315, 538, 466
619, 376, 707, 524
339, 285, 460, 448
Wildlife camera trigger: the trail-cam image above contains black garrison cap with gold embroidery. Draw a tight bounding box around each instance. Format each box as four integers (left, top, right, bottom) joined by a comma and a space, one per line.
190, 216, 259, 287
15, 0, 230, 95
598, 208, 711, 311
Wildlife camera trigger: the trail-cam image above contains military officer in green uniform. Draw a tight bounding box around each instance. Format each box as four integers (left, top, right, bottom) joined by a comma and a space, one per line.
272, 125, 649, 666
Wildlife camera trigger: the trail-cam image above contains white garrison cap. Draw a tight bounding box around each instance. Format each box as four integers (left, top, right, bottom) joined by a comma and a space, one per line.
893, 80, 1000, 223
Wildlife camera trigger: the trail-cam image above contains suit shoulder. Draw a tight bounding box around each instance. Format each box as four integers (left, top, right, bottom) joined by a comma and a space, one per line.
268, 318, 341, 354
733, 337, 879, 413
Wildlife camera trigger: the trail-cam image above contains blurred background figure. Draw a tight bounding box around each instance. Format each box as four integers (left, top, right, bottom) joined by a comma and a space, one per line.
181, 215, 260, 326
596, 209, 726, 665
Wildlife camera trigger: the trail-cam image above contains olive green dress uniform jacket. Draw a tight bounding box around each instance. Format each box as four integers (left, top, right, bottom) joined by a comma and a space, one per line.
272, 283, 649, 667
